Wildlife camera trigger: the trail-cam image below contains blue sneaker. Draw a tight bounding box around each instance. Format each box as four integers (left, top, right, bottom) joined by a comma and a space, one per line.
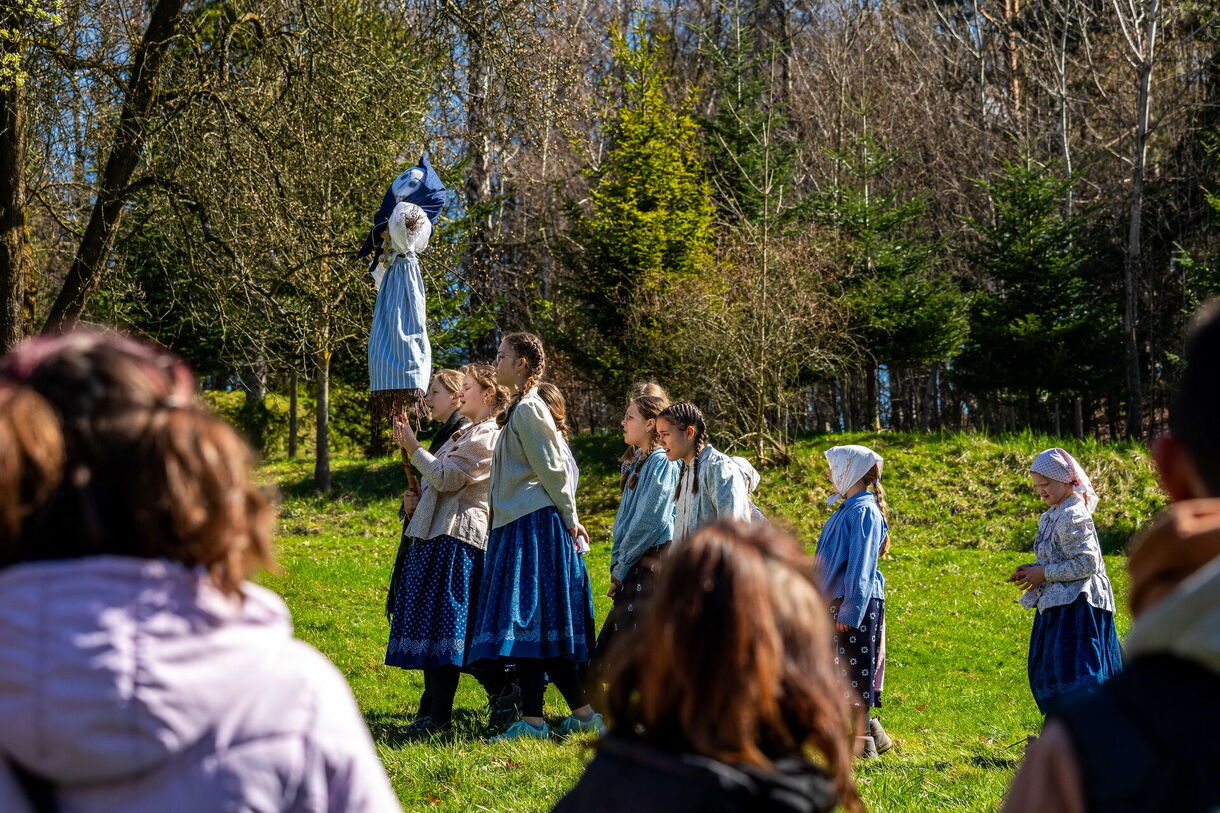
556, 712, 604, 737
490, 720, 550, 742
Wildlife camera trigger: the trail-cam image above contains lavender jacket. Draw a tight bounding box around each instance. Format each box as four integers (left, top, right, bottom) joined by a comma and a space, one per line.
0, 556, 402, 813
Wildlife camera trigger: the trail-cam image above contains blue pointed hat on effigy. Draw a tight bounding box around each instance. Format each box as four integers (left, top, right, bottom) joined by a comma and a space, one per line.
356, 154, 447, 265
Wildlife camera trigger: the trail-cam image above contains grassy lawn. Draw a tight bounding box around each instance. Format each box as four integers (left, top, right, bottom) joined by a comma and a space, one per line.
256, 430, 1165, 812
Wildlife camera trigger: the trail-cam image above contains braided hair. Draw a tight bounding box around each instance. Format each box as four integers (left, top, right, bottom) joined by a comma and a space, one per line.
496, 332, 545, 429
658, 402, 707, 502
861, 464, 889, 524
620, 394, 669, 491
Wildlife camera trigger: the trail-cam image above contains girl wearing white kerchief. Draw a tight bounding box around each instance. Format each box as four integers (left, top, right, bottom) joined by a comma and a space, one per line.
814, 444, 892, 758
1011, 448, 1121, 718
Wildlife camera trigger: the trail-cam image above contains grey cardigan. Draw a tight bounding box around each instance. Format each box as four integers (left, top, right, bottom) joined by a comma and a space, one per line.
1020, 494, 1116, 614
489, 389, 578, 530
406, 419, 499, 549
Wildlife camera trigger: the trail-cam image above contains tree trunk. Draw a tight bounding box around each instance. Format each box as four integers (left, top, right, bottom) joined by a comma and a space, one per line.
240, 358, 267, 405
1074, 397, 1084, 440
0, 40, 29, 352
288, 368, 298, 459
314, 349, 331, 494
1121, 0, 1160, 439
41, 0, 188, 331
865, 365, 880, 432
460, 21, 500, 359
238, 355, 268, 452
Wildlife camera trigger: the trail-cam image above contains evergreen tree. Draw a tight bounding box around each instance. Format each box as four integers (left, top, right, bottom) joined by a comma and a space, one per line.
953, 161, 1122, 424
813, 134, 970, 427
561, 23, 715, 399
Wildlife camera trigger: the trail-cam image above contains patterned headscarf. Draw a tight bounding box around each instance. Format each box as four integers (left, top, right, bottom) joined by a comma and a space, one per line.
824, 444, 883, 506
1030, 448, 1098, 514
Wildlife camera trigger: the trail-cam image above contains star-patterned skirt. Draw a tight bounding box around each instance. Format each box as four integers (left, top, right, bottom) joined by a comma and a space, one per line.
592, 543, 668, 679
830, 597, 885, 708
384, 534, 483, 670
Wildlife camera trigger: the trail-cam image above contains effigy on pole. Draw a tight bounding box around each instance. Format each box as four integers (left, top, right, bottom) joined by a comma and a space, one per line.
356, 155, 447, 489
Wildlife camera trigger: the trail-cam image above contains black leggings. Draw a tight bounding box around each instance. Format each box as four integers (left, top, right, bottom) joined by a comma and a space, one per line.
422, 667, 461, 726
519, 658, 588, 718
420, 666, 514, 725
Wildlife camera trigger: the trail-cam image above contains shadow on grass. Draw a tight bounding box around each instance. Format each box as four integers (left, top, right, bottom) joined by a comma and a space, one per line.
276, 459, 403, 506
366, 707, 495, 747
968, 749, 1021, 770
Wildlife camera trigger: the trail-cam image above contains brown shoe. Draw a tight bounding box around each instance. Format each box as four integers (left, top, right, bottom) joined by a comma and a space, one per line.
869, 717, 894, 754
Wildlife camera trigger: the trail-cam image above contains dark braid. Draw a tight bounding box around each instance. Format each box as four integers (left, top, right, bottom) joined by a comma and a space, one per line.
620, 394, 670, 491
658, 402, 707, 502
497, 332, 545, 429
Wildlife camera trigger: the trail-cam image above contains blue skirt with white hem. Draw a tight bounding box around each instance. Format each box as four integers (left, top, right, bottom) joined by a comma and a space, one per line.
467, 506, 596, 666
385, 534, 483, 670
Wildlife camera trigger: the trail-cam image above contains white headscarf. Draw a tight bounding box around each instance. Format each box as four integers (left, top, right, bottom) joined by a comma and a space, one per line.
824, 444, 883, 506
730, 456, 760, 493
1030, 448, 1098, 514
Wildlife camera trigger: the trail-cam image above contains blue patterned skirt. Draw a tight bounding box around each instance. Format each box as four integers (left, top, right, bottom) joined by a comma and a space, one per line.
385, 534, 483, 670
830, 597, 885, 709
467, 506, 596, 665
1028, 593, 1123, 715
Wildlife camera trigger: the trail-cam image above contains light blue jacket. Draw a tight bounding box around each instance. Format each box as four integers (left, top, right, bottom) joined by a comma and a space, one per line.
814, 492, 887, 629
671, 444, 752, 544
610, 448, 679, 582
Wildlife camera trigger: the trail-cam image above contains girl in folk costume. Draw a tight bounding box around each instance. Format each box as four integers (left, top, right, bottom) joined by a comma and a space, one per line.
385, 364, 509, 736
620, 382, 670, 478
423, 369, 469, 451
468, 333, 601, 741
654, 402, 752, 543
814, 445, 893, 758
536, 382, 589, 555
1010, 448, 1121, 717
594, 394, 680, 668
398, 370, 468, 523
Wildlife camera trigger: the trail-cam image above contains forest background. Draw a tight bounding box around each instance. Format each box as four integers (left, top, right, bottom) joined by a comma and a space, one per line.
4, 0, 1220, 488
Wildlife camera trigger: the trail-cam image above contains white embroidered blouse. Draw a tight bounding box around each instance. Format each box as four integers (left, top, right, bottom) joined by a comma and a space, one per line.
1020, 494, 1117, 614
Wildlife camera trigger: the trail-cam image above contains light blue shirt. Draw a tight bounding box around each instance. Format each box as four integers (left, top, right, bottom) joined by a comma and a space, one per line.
814, 492, 887, 629
611, 448, 679, 582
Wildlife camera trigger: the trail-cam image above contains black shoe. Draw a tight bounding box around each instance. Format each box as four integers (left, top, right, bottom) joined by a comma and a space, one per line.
487, 683, 521, 730
397, 717, 452, 740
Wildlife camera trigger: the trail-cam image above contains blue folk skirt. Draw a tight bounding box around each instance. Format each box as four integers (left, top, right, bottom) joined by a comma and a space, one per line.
467, 506, 596, 666
1028, 593, 1123, 715
385, 534, 483, 670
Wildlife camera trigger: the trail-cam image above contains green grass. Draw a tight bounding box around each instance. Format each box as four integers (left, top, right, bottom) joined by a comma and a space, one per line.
256, 430, 1165, 812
